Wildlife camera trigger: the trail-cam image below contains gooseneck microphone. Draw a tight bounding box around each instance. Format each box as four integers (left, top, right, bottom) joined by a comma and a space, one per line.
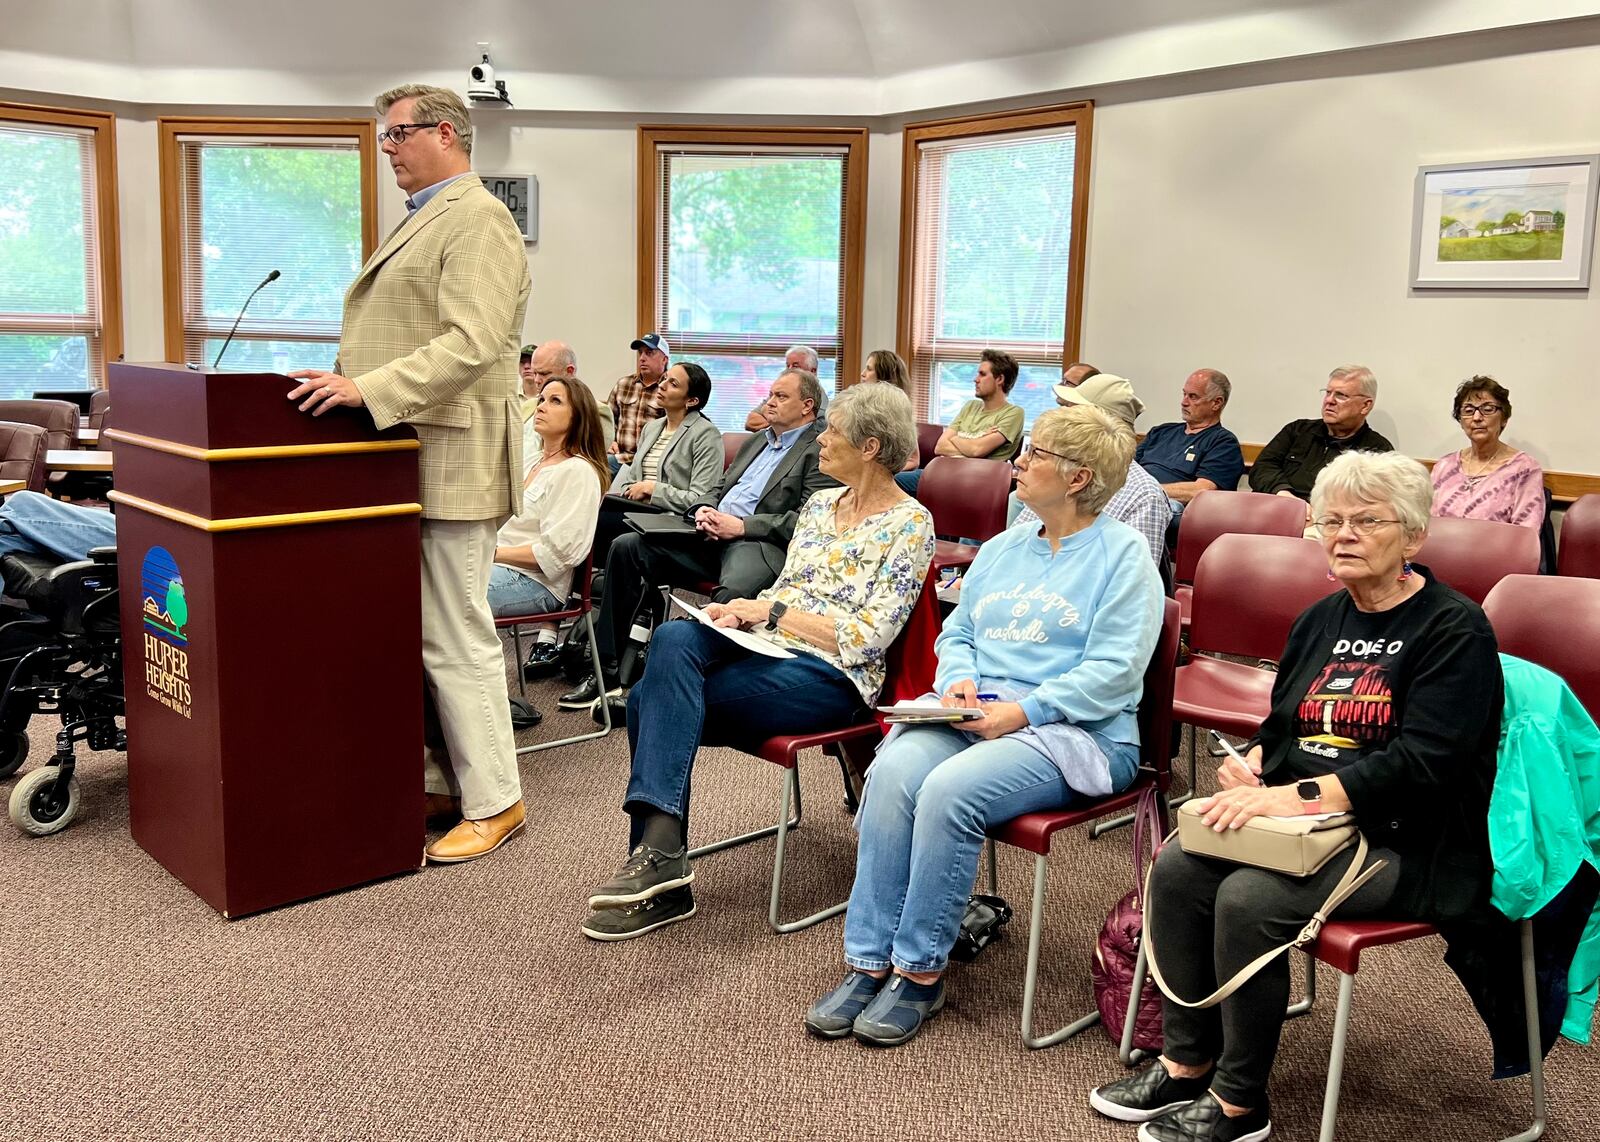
211, 269, 282, 369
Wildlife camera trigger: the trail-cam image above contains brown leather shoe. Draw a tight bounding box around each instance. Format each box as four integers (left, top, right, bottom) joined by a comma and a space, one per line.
425, 801, 526, 864
424, 792, 460, 822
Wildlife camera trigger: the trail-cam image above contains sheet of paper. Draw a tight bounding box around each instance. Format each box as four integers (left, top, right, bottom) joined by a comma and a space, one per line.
667, 595, 795, 659
874, 700, 983, 721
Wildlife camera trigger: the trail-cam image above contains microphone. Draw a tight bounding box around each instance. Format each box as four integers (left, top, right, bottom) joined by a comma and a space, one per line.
211, 270, 282, 370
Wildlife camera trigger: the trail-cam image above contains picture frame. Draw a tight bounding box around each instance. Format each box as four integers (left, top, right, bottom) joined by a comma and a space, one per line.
1409, 154, 1600, 289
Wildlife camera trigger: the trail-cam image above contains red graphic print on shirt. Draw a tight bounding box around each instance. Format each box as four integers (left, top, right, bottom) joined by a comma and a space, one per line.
1294, 660, 1395, 750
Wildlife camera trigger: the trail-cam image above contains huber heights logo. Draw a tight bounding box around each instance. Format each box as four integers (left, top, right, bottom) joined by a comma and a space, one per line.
140, 546, 192, 719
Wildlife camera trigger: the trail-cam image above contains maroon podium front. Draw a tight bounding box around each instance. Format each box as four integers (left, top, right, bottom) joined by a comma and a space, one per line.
107, 362, 425, 917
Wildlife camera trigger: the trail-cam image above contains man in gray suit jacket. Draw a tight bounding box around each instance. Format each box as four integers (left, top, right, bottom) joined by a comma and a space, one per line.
560, 369, 839, 711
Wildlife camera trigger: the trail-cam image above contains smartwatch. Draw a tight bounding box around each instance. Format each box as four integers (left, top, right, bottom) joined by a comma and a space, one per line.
765, 601, 788, 631
1296, 779, 1322, 815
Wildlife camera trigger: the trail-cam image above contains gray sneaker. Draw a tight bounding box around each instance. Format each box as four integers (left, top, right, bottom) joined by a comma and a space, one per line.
851, 974, 946, 1047
804, 971, 885, 1039
581, 886, 696, 942
588, 844, 693, 909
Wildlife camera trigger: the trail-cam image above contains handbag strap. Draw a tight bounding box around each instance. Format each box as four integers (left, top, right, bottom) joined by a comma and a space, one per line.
1130, 781, 1162, 908
1143, 833, 1389, 1009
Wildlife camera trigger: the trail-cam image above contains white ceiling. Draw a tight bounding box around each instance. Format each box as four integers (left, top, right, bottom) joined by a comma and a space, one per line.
3, 0, 1598, 116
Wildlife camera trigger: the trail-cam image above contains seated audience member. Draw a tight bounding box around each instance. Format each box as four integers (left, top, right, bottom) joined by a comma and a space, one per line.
1060, 361, 1100, 388
606, 333, 670, 473
0, 491, 118, 568
488, 378, 610, 628
581, 384, 934, 941
522, 341, 614, 453
1136, 368, 1245, 515
560, 368, 839, 714
895, 349, 1027, 496
517, 343, 538, 397
805, 403, 1162, 1046
1431, 375, 1544, 529
859, 349, 918, 471
746, 345, 824, 432
1091, 450, 1501, 1142
1248, 364, 1394, 506
1012, 374, 1171, 565
595, 362, 723, 564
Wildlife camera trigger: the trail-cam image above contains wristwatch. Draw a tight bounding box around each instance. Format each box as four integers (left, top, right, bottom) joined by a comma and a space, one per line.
765, 601, 788, 631
1297, 779, 1323, 815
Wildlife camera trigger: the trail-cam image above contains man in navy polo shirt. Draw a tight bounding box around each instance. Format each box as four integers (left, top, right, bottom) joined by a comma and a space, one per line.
1135, 368, 1245, 524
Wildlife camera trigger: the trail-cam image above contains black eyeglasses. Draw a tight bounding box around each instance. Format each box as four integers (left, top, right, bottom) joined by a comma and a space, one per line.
380, 122, 440, 146
1458, 402, 1503, 419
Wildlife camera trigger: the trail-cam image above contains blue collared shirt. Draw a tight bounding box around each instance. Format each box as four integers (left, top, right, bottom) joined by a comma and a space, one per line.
405, 173, 469, 215
717, 422, 809, 517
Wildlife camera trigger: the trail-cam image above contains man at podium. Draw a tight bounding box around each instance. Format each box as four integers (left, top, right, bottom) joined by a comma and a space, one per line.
288, 83, 531, 864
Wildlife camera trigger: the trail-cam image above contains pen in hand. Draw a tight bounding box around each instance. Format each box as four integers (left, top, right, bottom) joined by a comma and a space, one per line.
1210, 729, 1260, 786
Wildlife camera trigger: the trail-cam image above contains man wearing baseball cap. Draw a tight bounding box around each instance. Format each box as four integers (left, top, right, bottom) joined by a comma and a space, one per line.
605, 333, 670, 473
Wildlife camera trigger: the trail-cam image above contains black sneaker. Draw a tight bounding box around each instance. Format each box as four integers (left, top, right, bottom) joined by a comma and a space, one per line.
581, 886, 696, 942
588, 843, 693, 908
521, 641, 562, 680
1137, 1094, 1270, 1142
592, 693, 627, 729
1090, 1061, 1216, 1123
558, 672, 619, 711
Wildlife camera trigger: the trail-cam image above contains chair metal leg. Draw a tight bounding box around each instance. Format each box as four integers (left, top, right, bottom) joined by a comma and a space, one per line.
516, 613, 613, 755
1120, 938, 1151, 1066
1317, 971, 1356, 1142
984, 838, 999, 896
689, 767, 803, 859
1287, 950, 1317, 1018
1019, 852, 1103, 1049
768, 767, 846, 934
1500, 918, 1547, 1142
510, 627, 527, 699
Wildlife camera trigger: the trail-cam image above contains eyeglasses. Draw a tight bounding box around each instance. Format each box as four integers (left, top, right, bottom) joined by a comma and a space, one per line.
379, 122, 439, 146
1018, 443, 1077, 465
1458, 402, 1503, 419
1318, 388, 1364, 405
1313, 515, 1402, 537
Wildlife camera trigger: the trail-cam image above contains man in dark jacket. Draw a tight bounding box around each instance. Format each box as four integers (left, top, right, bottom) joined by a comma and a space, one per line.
1249, 365, 1394, 510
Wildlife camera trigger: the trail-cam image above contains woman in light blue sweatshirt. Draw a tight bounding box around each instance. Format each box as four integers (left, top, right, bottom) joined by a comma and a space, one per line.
805, 403, 1164, 1048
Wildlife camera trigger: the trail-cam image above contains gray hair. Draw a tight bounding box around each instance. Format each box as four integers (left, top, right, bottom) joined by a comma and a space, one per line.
1310, 450, 1432, 535
782, 369, 825, 420
1195, 367, 1231, 406
786, 345, 819, 373
1030, 404, 1134, 515
545, 343, 576, 372
1329, 364, 1377, 399
375, 84, 475, 157
828, 383, 916, 474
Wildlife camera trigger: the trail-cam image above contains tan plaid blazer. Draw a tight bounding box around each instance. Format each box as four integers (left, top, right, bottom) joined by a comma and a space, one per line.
338, 174, 531, 521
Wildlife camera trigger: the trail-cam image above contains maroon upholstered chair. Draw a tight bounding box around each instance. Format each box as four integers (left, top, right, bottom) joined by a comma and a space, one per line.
917, 456, 1015, 577
1172, 490, 1309, 631
915, 422, 943, 467
1417, 515, 1540, 604
88, 390, 111, 438
0, 399, 77, 453
1485, 573, 1600, 734
0, 421, 51, 493
984, 597, 1181, 1047
720, 431, 751, 471
1556, 493, 1600, 579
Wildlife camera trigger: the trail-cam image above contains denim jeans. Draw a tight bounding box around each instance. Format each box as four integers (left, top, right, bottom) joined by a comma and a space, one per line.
843, 723, 1134, 975
486, 564, 562, 618
893, 469, 922, 497
0, 491, 117, 564
622, 620, 866, 849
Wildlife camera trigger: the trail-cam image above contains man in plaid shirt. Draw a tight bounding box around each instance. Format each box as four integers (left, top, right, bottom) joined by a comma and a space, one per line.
606, 332, 670, 471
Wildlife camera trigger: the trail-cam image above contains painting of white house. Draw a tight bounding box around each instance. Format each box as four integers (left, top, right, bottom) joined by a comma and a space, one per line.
1436, 183, 1566, 261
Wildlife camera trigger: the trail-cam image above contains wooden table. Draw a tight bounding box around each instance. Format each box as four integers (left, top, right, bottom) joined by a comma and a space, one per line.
0, 478, 25, 496
76, 428, 100, 446
46, 449, 113, 472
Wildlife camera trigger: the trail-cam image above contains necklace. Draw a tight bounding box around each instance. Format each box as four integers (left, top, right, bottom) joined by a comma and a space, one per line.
1459, 446, 1511, 486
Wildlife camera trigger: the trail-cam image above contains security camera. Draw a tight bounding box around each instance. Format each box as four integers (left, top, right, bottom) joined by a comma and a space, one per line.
467, 42, 512, 106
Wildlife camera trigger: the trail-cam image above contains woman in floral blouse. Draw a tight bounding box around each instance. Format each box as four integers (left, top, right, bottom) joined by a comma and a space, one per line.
581, 383, 935, 942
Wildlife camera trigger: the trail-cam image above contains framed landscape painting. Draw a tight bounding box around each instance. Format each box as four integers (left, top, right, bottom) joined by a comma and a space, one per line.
1410, 154, 1600, 289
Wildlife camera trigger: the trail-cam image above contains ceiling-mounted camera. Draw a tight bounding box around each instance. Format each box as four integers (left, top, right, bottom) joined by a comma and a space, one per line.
467, 42, 511, 106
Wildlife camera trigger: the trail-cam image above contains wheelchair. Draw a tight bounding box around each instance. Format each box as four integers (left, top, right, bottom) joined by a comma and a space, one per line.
0, 545, 125, 836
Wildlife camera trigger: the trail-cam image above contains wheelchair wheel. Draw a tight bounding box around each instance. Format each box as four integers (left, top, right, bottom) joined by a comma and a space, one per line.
9, 766, 81, 836
0, 732, 26, 780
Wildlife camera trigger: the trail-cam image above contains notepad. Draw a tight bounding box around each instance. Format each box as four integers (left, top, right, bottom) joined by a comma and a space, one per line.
667, 595, 794, 659
874, 700, 984, 723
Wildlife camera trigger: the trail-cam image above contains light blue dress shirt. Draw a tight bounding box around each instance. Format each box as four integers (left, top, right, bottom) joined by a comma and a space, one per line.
716, 423, 809, 518
404, 173, 469, 215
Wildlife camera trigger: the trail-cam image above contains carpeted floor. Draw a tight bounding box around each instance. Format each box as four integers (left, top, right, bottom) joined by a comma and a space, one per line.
0, 645, 1591, 1141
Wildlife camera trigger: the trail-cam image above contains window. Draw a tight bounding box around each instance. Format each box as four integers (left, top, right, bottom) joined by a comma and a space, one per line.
159, 118, 378, 370
0, 102, 121, 397
639, 126, 867, 431
898, 103, 1092, 428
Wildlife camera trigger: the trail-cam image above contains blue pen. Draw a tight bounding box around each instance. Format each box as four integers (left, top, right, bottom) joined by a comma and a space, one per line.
975, 692, 1001, 701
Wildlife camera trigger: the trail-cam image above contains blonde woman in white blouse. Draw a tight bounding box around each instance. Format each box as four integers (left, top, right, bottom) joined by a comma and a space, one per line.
488, 378, 611, 618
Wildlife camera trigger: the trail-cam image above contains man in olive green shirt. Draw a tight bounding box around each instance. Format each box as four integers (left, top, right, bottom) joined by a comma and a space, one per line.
896, 349, 1026, 495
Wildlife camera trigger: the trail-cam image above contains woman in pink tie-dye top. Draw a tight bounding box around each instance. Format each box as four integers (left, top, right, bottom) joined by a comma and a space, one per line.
1430, 376, 1544, 530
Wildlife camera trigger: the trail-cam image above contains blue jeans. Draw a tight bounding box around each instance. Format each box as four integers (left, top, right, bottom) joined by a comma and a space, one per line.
622, 620, 866, 849
844, 723, 1135, 975
894, 470, 922, 496
0, 491, 117, 564
486, 564, 562, 618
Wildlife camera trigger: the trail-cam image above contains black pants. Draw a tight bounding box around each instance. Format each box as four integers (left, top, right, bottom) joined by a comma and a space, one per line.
1149, 840, 1403, 1107
595, 531, 786, 672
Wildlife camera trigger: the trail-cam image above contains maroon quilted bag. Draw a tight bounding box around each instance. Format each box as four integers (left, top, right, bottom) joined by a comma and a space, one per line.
1090, 783, 1165, 1052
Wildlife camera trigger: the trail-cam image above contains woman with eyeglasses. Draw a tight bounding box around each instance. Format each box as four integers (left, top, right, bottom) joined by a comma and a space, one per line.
1090, 450, 1501, 1142
1430, 375, 1545, 529
805, 403, 1163, 1048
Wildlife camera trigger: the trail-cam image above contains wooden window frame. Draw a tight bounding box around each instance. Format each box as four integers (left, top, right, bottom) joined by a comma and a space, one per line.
0, 100, 123, 386
896, 102, 1093, 417
157, 117, 379, 364
636, 124, 868, 391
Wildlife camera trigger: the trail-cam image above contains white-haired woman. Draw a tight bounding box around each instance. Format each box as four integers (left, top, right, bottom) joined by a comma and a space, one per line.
1091, 450, 1502, 1142
806, 404, 1164, 1048
580, 383, 934, 942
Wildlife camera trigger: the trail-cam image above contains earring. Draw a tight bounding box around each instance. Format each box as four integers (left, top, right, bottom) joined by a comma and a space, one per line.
1397, 561, 1414, 582
1326, 569, 1338, 582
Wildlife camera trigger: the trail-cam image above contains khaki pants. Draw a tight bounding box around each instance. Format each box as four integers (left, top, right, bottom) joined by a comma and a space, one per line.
420, 518, 521, 819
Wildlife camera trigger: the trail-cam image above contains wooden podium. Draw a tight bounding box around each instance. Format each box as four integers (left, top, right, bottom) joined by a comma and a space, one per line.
106, 363, 425, 917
